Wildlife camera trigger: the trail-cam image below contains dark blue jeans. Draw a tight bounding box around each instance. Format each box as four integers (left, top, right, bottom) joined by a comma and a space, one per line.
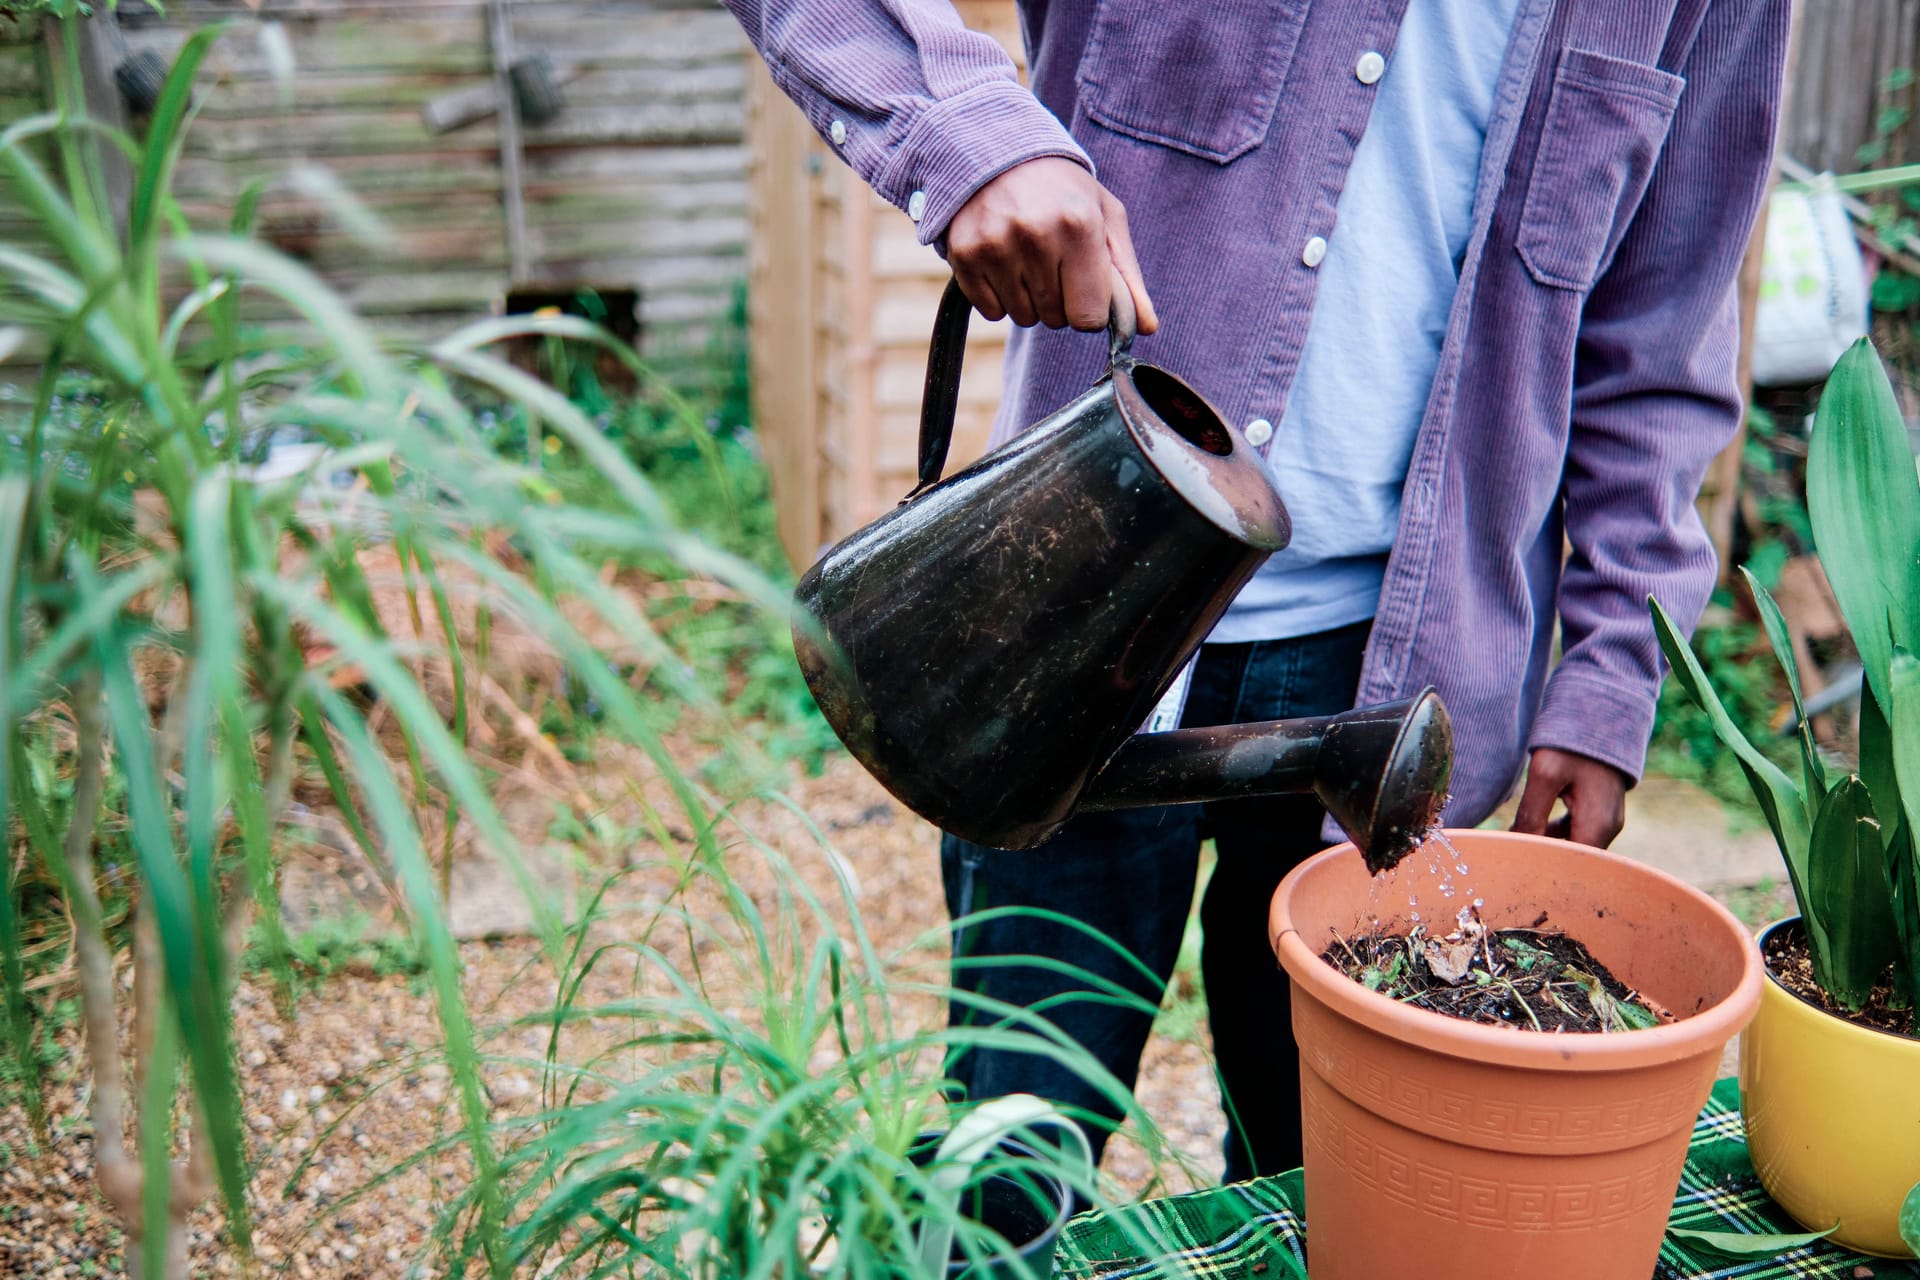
941, 620, 1370, 1185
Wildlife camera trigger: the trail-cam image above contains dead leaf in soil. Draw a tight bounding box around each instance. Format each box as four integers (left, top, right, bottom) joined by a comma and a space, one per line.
1419, 911, 1487, 986
1422, 931, 1480, 986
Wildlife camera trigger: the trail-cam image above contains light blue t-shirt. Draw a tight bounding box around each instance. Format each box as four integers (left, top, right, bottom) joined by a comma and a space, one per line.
1212, 0, 1523, 644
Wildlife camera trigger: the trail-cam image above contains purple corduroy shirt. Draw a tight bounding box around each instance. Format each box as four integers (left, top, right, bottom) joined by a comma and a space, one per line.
728, 0, 1792, 830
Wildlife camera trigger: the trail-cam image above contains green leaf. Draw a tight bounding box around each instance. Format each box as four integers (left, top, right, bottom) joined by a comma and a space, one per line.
1667, 1223, 1836, 1257
1565, 968, 1624, 1031
130, 24, 229, 265
1806, 339, 1920, 711
313, 686, 507, 1273
1872, 271, 1920, 313
1651, 596, 1814, 928
1884, 820, 1920, 1012
139, 1006, 180, 1280
0, 476, 44, 1145
1616, 1000, 1660, 1030
1808, 776, 1897, 1009
92, 625, 253, 1253
1900, 1181, 1920, 1258
1884, 653, 1920, 1008
1861, 682, 1905, 858
1743, 566, 1827, 803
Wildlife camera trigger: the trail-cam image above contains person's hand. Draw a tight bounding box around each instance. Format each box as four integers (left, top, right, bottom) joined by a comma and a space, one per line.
945, 157, 1159, 335
1510, 748, 1630, 849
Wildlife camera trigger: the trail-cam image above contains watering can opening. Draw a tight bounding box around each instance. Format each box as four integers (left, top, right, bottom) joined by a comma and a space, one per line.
791, 274, 1453, 873
1129, 365, 1235, 457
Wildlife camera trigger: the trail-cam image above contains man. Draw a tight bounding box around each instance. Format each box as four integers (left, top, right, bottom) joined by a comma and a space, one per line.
726, 0, 1790, 1180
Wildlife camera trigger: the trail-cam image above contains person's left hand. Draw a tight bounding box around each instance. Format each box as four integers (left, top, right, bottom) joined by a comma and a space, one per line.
1510, 748, 1630, 849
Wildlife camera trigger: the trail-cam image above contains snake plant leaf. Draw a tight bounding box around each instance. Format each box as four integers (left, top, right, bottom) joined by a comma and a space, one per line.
1861, 682, 1906, 860
1651, 596, 1814, 935
1666, 1223, 1837, 1258
1808, 775, 1897, 1010
1884, 821, 1920, 1013
1806, 338, 1920, 711
1743, 566, 1828, 803
1883, 652, 1920, 1012
1900, 1181, 1920, 1258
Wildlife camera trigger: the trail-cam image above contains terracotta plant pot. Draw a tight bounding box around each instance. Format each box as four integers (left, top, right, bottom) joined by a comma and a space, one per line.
1740, 917, 1920, 1257
1269, 830, 1762, 1280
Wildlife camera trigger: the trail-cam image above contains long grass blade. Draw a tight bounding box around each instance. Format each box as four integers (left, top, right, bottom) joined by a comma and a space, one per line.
130, 25, 231, 266
139, 1006, 182, 1280
0, 476, 45, 1143
85, 573, 253, 1251
258, 578, 566, 955
313, 684, 508, 1276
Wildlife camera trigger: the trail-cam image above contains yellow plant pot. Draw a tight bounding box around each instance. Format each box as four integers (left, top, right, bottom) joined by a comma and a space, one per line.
1739, 919, 1920, 1258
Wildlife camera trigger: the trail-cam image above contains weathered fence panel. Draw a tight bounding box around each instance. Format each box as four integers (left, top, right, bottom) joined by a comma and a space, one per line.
1783, 0, 1920, 172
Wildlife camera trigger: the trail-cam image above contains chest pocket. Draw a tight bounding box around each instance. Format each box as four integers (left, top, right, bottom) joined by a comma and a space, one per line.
1517, 48, 1686, 291
1075, 0, 1307, 164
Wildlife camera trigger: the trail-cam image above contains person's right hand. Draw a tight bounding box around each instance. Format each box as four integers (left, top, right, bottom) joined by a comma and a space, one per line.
944, 157, 1159, 336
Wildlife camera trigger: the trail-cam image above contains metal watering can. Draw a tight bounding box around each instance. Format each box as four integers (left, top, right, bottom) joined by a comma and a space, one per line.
791, 276, 1452, 874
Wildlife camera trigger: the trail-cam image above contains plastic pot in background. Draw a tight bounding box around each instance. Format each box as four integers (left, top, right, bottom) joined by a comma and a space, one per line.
1741, 916, 1920, 1257
908, 1133, 1073, 1278
1270, 830, 1762, 1280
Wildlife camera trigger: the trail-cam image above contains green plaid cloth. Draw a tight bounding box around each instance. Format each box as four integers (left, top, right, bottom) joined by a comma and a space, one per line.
1055, 1080, 1919, 1279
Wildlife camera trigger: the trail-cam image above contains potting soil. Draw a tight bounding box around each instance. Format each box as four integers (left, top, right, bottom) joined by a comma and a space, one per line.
1321, 911, 1674, 1033
1765, 920, 1919, 1039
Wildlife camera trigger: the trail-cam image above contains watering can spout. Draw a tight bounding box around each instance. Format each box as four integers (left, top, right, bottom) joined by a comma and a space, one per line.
1079, 690, 1453, 874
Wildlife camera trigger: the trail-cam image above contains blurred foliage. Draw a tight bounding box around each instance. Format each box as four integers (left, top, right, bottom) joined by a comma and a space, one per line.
1648, 616, 1800, 820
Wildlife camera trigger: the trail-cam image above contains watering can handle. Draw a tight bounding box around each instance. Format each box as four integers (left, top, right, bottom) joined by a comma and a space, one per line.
909, 270, 1138, 500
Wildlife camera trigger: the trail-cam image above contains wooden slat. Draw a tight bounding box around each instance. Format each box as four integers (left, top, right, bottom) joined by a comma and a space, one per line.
746, 57, 823, 569
125, 8, 743, 78
744, 0, 1026, 558
0, 45, 41, 94
1779, 0, 1920, 171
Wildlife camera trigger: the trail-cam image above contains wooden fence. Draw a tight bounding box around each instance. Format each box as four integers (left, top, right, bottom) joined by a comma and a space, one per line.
1781, 0, 1920, 173
1, 1, 753, 374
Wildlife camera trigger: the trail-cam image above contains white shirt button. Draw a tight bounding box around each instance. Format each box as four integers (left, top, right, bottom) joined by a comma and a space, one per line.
1302, 235, 1328, 268
1244, 418, 1274, 447
908, 190, 927, 222
828, 119, 847, 145
1356, 51, 1386, 84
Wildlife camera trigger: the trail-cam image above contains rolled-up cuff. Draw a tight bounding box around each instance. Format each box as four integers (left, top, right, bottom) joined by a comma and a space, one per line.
879, 79, 1091, 243
1528, 667, 1659, 784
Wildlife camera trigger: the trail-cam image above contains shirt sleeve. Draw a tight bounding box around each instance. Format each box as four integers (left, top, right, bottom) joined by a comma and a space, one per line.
722, 0, 1092, 243
1529, 0, 1794, 781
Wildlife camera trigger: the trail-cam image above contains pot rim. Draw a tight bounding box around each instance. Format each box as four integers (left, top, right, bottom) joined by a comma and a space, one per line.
906, 1132, 1073, 1272
1755, 916, 1920, 1046
1270, 829, 1764, 1071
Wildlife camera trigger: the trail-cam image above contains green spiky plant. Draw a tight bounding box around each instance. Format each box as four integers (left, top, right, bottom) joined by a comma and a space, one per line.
1652, 337, 1920, 1034
0, 8, 1202, 1275
380, 832, 1215, 1279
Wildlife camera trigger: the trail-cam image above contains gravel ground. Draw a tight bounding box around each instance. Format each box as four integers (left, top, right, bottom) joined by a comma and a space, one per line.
0, 751, 1229, 1277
